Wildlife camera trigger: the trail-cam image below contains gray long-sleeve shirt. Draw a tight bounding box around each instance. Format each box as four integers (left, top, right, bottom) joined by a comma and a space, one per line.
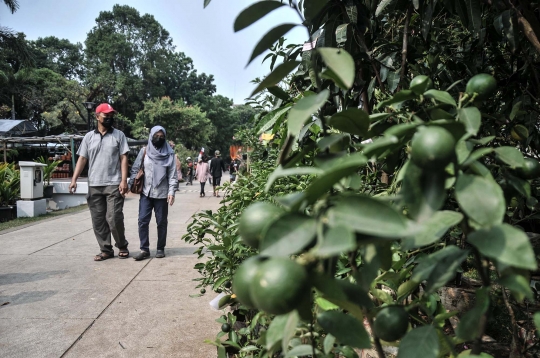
129, 147, 178, 198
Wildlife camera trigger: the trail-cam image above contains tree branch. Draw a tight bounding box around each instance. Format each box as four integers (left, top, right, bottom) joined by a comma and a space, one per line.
505, 0, 540, 54
397, 5, 413, 92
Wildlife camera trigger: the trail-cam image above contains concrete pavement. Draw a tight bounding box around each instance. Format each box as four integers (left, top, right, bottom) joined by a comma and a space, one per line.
0, 184, 225, 358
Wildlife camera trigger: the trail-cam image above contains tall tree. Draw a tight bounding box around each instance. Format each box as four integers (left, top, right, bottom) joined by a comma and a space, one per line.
132, 96, 215, 150
30, 37, 84, 79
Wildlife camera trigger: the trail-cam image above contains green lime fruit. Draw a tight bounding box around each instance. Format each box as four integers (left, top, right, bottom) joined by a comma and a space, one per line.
509, 197, 519, 209
409, 75, 433, 95
250, 258, 309, 315
516, 158, 540, 179
373, 306, 409, 342
511, 124, 529, 142
238, 202, 284, 249
221, 323, 231, 333
232, 256, 266, 308
200, 288, 206, 294
465, 74, 497, 100
410, 126, 456, 169
224, 280, 232, 289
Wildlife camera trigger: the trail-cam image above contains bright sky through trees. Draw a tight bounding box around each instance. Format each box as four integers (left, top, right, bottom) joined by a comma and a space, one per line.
0, 0, 306, 104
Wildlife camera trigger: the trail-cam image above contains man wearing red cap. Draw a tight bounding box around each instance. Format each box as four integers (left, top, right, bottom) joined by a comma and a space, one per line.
69, 103, 130, 261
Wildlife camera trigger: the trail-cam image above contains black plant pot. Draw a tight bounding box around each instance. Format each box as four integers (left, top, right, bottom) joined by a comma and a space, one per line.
44, 185, 54, 199
0, 206, 15, 223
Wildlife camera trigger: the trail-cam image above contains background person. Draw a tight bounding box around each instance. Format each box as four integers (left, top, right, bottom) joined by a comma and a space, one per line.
196, 155, 210, 197
69, 103, 130, 261
210, 150, 226, 197
129, 125, 178, 260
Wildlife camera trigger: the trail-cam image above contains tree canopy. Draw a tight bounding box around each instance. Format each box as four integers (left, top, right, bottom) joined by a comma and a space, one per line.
0, 3, 253, 154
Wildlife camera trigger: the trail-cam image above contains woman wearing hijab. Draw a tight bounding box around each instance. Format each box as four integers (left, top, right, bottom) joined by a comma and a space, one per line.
129, 126, 178, 260
196, 155, 210, 197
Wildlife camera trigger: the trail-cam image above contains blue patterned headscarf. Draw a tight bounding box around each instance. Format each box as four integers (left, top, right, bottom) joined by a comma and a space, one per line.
146, 126, 174, 187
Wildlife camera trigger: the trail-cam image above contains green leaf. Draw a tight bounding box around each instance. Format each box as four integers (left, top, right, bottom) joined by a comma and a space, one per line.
375, 89, 416, 109
465, 0, 482, 36
304, 153, 368, 203
319, 48, 355, 89
402, 211, 463, 250
327, 195, 417, 239
328, 108, 370, 136
458, 107, 481, 136
462, 148, 493, 167
375, 0, 395, 16
387, 71, 400, 93
265, 165, 322, 192
455, 174, 505, 227
456, 288, 490, 340
468, 224, 537, 270
248, 24, 297, 66
203, 0, 212, 8
314, 275, 373, 318
502, 10, 517, 52
336, 24, 348, 44
251, 61, 301, 97
424, 89, 457, 107
498, 273, 534, 302
396, 326, 440, 358
494, 146, 524, 168
412, 246, 469, 294
303, 0, 329, 21
534, 312, 540, 336
323, 334, 336, 354
316, 297, 340, 311
282, 310, 299, 353
397, 279, 421, 301
469, 136, 495, 145
261, 214, 317, 257
267, 86, 290, 100
400, 162, 447, 222
361, 135, 400, 159
266, 314, 290, 351
317, 311, 371, 348
288, 89, 329, 137
258, 106, 292, 134
234, 1, 285, 32
509, 101, 522, 121
315, 226, 356, 258
285, 345, 322, 358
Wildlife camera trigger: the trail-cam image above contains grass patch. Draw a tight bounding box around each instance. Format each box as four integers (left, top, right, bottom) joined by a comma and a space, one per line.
0, 204, 88, 232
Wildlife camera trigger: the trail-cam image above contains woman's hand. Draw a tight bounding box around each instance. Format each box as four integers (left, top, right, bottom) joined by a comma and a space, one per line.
167, 195, 175, 206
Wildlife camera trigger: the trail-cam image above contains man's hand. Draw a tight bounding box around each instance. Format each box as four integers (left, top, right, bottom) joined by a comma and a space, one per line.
69, 181, 77, 194
119, 180, 128, 196
167, 195, 175, 206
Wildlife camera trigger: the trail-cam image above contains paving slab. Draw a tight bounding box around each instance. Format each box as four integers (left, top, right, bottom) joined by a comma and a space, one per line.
0, 179, 228, 358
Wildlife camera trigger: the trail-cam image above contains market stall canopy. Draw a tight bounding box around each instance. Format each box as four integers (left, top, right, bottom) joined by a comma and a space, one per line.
0, 120, 38, 137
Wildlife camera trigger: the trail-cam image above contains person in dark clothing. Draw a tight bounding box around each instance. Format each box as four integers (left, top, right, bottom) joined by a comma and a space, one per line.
209, 150, 226, 197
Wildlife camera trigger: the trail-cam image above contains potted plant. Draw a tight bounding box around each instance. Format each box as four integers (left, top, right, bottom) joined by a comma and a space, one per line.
36, 156, 62, 198
0, 163, 20, 222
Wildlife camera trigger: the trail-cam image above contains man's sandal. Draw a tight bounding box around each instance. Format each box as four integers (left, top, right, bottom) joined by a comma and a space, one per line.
118, 249, 129, 259
94, 252, 113, 261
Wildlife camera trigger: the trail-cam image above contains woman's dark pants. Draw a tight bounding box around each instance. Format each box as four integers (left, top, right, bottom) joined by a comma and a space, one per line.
138, 194, 168, 252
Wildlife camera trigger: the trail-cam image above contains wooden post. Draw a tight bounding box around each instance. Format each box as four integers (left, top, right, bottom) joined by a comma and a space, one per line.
3, 141, 6, 163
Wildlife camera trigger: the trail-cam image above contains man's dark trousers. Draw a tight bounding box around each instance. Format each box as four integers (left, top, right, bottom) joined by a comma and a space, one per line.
87, 185, 128, 255
138, 194, 168, 252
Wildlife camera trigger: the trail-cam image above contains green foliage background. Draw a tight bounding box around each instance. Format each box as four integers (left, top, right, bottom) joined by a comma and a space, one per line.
183, 1, 540, 357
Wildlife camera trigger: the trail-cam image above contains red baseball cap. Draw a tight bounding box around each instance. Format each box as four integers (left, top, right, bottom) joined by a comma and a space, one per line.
95, 103, 117, 114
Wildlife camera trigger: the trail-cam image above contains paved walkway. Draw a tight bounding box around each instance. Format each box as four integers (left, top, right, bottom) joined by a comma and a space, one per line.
0, 185, 224, 358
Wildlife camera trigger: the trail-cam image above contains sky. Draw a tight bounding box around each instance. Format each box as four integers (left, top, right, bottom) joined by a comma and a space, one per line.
0, 0, 307, 104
